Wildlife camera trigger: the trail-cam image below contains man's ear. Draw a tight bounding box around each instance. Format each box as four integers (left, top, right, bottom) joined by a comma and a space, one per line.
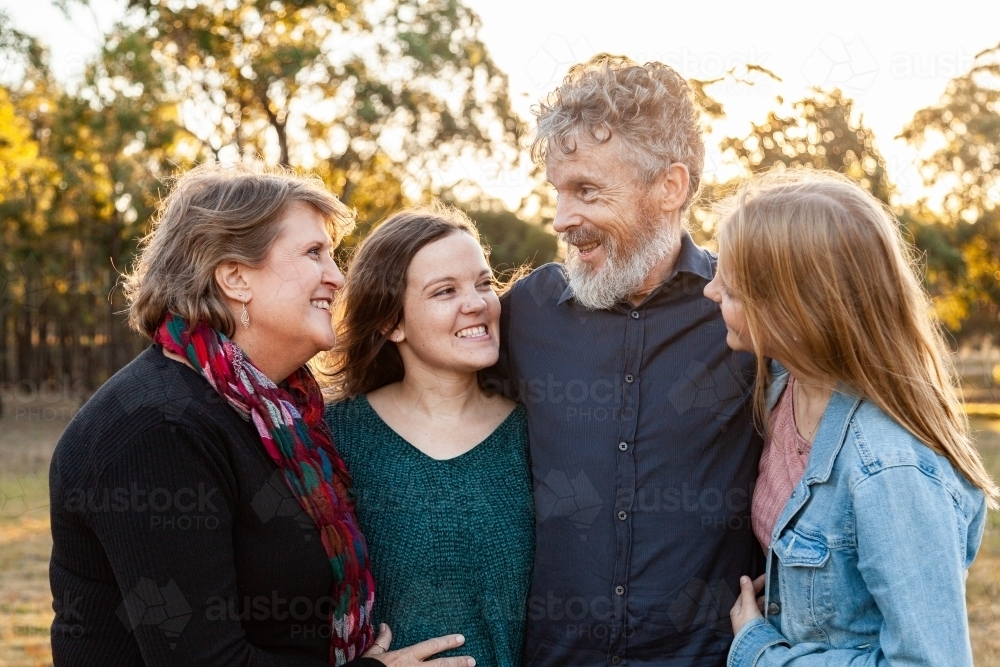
655, 162, 690, 215
214, 261, 251, 302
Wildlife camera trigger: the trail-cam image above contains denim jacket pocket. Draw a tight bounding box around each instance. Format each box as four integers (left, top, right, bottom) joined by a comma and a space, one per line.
772, 529, 835, 642
772, 529, 830, 567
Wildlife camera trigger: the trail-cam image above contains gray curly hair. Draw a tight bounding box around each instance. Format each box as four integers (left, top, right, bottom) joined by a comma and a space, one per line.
532, 54, 705, 211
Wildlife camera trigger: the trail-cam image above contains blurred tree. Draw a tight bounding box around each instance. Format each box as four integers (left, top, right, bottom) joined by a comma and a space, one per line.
1, 9, 186, 389
720, 87, 893, 206
463, 204, 558, 271
73, 0, 522, 227
2, 0, 536, 389
689, 87, 891, 246
899, 43, 1000, 341
0, 12, 59, 389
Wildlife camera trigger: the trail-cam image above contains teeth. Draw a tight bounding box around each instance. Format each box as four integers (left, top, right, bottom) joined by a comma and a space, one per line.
577, 241, 599, 253
456, 325, 487, 338
310, 300, 331, 311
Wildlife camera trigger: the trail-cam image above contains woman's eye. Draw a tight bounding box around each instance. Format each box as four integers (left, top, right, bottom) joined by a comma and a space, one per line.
433, 287, 455, 297
477, 280, 493, 290
308, 246, 321, 257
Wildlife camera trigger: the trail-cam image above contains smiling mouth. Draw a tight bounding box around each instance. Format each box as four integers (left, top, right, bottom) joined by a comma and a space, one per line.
575, 240, 601, 256
310, 299, 331, 311
455, 325, 488, 339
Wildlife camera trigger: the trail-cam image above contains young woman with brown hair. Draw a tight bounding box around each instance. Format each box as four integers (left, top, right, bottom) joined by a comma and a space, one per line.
322, 204, 534, 667
703, 169, 997, 666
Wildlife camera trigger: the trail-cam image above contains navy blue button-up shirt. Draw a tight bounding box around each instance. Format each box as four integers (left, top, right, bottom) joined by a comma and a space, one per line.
486, 234, 763, 667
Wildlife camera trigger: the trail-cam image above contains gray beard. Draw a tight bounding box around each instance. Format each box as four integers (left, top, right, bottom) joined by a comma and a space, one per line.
565, 222, 678, 311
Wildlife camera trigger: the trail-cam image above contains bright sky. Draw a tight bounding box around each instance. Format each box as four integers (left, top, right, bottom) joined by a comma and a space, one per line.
5, 0, 1000, 208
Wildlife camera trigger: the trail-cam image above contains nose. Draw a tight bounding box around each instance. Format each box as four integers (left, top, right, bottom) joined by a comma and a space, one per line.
551, 196, 580, 234
460, 287, 489, 314
703, 274, 721, 303
323, 255, 346, 292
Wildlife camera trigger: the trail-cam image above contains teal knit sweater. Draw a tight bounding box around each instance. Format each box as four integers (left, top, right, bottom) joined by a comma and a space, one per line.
324, 396, 534, 667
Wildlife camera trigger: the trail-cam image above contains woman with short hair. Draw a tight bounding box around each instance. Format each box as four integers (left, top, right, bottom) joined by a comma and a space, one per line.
323, 204, 534, 667
704, 169, 997, 666
49, 163, 473, 667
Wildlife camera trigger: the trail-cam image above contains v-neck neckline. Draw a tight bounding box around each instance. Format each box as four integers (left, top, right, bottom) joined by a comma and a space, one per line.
358, 394, 519, 463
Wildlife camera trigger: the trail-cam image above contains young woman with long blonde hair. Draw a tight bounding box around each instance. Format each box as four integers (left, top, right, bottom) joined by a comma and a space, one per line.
703, 169, 997, 666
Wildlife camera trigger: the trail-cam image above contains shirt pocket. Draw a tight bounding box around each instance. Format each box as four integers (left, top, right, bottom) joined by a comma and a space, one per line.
773, 529, 836, 641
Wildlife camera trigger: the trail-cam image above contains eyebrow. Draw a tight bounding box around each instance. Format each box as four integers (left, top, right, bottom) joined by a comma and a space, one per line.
551, 169, 604, 187
422, 269, 492, 291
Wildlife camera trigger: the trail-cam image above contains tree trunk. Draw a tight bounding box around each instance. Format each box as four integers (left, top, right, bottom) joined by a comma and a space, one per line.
259, 86, 290, 167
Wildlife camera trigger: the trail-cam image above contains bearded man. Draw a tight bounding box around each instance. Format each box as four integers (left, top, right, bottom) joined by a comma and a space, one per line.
485, 55, 763, 667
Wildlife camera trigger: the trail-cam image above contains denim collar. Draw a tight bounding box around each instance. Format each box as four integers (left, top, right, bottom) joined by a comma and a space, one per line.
771, 386, 863, 542
801, 387, 863, 486
557, 232, 715, 307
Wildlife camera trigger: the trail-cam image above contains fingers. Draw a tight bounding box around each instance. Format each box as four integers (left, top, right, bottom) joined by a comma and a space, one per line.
362, 623, 392, 658
377, 623, 392, 651
427, 657, 476, 667
756, 596, 765, 613
407, 633, 466, 661
752, 574, 766, 595
739, 575, 757, 608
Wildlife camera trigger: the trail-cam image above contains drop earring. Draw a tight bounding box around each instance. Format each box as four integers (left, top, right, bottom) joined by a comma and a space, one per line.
240, 294, 250, 329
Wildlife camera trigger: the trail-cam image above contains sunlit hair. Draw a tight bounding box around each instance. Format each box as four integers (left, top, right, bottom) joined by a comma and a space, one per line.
531, 53, 705, 212
715, 168, 998, 507
320, 202, 515, 399
124, 161, 355, 339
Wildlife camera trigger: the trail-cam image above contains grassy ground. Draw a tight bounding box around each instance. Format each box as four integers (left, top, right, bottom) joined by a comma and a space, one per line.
0, 392, 73, 667
1, 394, 999, 666
968, 416, 1000, 666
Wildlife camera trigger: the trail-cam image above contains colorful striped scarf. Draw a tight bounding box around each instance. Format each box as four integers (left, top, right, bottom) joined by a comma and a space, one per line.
154, 312, 375, 664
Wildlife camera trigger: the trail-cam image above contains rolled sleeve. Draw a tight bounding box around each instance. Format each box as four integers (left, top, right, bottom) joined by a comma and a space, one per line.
728, 618, 790, 667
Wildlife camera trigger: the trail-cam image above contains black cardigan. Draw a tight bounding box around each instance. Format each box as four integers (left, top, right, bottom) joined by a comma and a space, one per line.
49, 344, 382, 667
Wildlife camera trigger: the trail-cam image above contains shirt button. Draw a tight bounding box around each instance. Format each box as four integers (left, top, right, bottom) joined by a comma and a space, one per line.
612, 657, 622, 665
618, 511, 627, 521
768, 602, 781, 615
625, 374, 634, 383
615, 585, 625, 596
630, 310, 639, 319
618, 441, 628, 451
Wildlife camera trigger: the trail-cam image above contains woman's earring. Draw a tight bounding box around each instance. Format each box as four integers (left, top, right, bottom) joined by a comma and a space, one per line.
240, 294, 250, 329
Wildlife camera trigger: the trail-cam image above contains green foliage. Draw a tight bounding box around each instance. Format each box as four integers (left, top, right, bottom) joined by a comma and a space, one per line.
0, 0, 537, 389
899, 43, 1000, 341
464, 206, 558, 271
721, 87, 893, 205
702, 69, 999, 343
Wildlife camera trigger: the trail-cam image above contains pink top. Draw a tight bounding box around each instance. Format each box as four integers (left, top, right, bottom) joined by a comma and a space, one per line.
752, 376, 814, 550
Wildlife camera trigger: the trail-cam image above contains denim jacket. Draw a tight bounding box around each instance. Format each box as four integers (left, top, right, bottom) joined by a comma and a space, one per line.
728, 369, 987, 666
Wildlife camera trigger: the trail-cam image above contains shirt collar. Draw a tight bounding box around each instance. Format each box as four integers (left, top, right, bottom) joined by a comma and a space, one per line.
557, 232, 715, 307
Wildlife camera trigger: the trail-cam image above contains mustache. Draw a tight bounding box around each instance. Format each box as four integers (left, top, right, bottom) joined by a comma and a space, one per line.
560, 227, 610, 248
